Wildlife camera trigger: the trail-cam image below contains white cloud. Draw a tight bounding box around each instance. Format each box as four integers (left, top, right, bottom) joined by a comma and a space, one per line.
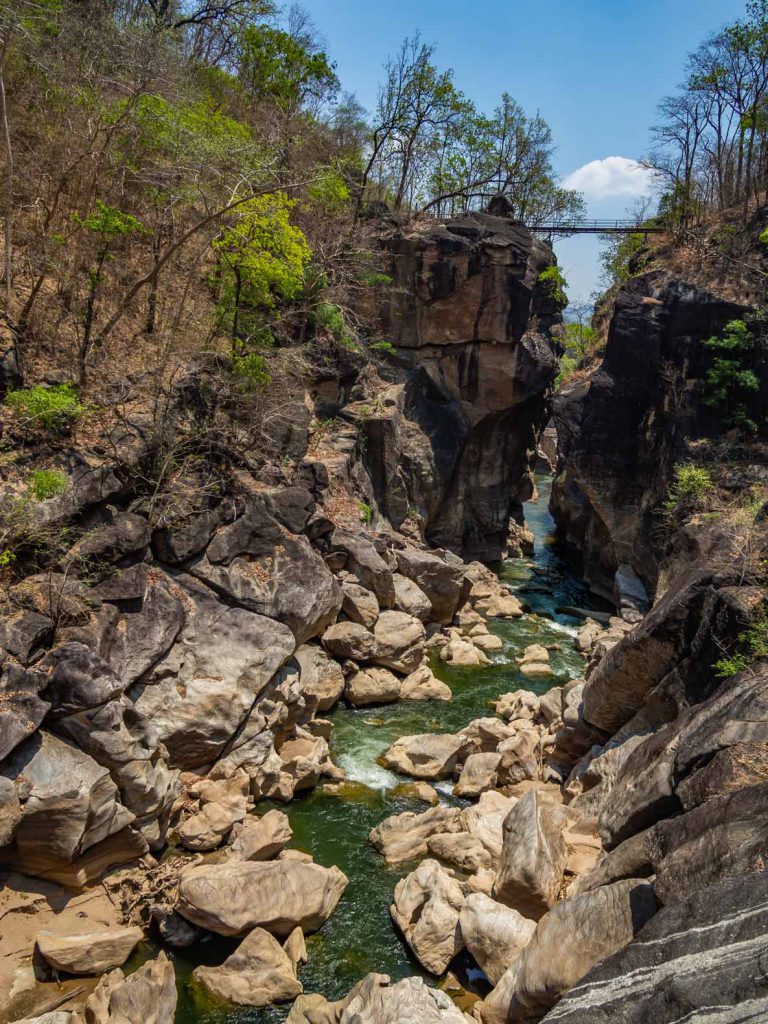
562, 156, 657, 201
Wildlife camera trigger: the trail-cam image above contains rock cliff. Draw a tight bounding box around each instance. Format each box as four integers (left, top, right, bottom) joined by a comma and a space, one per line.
550, 270, 754, 598
361, 212, 560, 561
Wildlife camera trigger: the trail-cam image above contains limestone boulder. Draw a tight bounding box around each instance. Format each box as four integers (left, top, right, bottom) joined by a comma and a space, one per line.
440, 638, 491, 667
177, 858, 348, 937
346, 667, 401, 707
399, 663, 452, 702
369, 805, 462, 864
321, 621, 377, 662
393, 549, 469, 625
228, 810, 292, 861
1, 731, 144, 886
294, 644, 345, 711
36, 926, 144, 975
453, 753, 502, 799
341, 582, 380, 630
473, 632, 504, 653
329, 530, 396, 607
460, 791, 518, 863
380, 733, 473, 781
392, 573, 432, 622
191, 506, 341, 644
427, 831, 493, 874
494, 690, 541, 723
337, 973, 469, 1023
80, 951, 177, 1024
459, 893, 536, 985
372, 611, 425, 673
391, 858, 466, 974
493, 791, 567, 919
193, 927, 302, 1007
178, 802, 238, 852
480, 879, 658, 1023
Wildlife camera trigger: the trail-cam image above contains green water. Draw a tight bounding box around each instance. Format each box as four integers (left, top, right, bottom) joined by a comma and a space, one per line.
167, 476, 603, 1022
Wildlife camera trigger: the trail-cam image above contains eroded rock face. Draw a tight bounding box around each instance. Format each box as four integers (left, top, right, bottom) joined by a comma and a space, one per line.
493, 790, 567, 919
391, 858, 466, 974
482, 879, 658, 1023
543, 872, 768, 1024
81, 951, 177, 1024
459, 893, 536, 985
363, 213, 560, 561
550, 271, 748, 598
36, 926, 144, 975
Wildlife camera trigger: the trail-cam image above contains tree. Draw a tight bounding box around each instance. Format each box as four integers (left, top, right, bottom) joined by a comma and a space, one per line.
211, 192, 310, 346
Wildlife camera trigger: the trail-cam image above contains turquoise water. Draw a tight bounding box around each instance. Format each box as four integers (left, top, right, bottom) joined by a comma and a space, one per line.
167, 476, 601, 1021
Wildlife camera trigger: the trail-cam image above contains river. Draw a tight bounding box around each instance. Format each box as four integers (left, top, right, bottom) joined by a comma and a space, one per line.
170, 474, 603, 1022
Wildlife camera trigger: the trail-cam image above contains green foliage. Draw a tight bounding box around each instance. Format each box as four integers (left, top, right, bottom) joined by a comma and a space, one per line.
361, 271, 393, 287
6, 383, 85, 433
600, 231, 649, 288
74, 200, 147, 241
28, 468, 68, 501
663, 463, 714, 511
0, 549, 15, 569
312, 302, 358, 350
213, 193, 311, 342
538, 266, 568, 310
555, 354, 579, 388
359, 501, 373, 525
714, 613, 768, 678
306, 170, 350, 213
238, 24, 339, 107
760, 228, 768, 247
704, 317, 765, 433
369, 339, 396, 355
232, 351, 271, 389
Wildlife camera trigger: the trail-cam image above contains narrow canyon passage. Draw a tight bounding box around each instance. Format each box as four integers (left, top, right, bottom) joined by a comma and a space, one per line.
168, 476, 602, 1023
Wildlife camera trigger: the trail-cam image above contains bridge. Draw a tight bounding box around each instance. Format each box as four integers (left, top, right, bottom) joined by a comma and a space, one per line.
528, 218, 666, 237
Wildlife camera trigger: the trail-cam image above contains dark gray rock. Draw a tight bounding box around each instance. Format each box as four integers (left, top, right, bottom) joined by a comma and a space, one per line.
40, 643, 124, 717
0, 610, 52, 663
542, 872, 768, 1024
0, 661, 50, 761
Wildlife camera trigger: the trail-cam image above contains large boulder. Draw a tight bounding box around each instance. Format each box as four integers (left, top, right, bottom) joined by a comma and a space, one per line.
228, 810, 293, 861
481, 879, 658, 1023
341, 582, 380, 629
337, 973, 469, 1023
346, 667, 401, 707
372, 611, 426, 673
493, 790, 567, 919
294, 644, 345, 711
459, 893, 536, 985
380, 732, 473, 781
329, 529, 396, 607
36, 926, 144, 975
129, 572, 295, 769
321, 621, 377, 662
394, 549, 469, 624
391, 859, 466, 974
190, 504, 341, 644
370, 805, 462, 864
392, 573, 432, 621
0, 731, 144, 886
454, 752, 502, 798
192, 927, 302, 1007
176, 858, 348, 937
80, 951, 177, 1024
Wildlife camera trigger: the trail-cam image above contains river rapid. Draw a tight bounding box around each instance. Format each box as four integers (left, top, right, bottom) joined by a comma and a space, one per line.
170, 474, 605, 1023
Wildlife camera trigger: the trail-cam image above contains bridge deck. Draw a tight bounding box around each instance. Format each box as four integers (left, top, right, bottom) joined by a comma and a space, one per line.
529, 219, 665, 235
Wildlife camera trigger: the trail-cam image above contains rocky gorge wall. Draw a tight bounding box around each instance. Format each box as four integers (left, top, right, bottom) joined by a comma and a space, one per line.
360, 211, 561, 562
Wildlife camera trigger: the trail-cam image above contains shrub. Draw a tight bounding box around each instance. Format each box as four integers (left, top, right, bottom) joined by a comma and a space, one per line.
538, 266, 568, 310
313, 302, 359, 350
359, 501, 373, 525
664, 463, 713, 511
232, 351, 271, 389
714, 613, 768, 678
6, 383, 85, 433
704, 317, 764, 434
29, 469, 69, 501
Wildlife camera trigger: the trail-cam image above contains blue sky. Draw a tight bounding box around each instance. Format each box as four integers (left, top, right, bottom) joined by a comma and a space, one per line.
301, 0, 747, 302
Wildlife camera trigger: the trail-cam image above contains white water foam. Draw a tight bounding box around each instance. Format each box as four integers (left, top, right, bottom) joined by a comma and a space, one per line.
337, 751, 400, 791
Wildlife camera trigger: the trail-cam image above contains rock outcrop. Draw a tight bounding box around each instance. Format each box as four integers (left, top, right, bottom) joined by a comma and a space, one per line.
361, 212, 561, 560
